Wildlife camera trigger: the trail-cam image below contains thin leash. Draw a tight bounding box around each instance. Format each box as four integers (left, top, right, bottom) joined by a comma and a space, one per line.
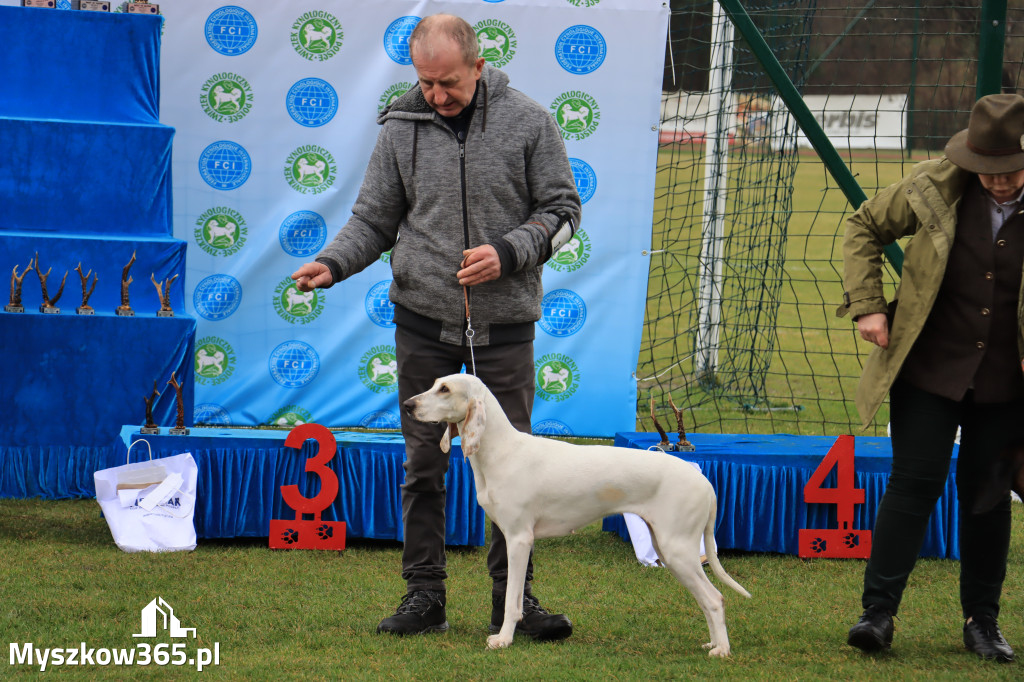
463, 285, 476, 376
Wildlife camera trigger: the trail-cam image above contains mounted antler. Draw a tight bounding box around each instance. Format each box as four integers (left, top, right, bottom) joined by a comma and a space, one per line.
668, 393, 693, 449
650, 396, 671, 449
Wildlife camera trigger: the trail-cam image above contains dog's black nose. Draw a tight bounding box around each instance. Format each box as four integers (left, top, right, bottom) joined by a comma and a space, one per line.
402, 398, 416, 413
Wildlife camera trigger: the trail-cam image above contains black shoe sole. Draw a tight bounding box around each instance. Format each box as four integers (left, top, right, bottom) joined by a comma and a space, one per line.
965, 645, 1014, 663
378, 621, 449, 636
488, 622, 573, 642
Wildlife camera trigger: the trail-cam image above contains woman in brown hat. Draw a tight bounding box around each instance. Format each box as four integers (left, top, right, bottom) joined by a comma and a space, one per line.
838, 93, 1024, 663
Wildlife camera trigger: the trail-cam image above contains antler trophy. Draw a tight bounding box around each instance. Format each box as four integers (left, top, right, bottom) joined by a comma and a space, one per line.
649, 394, 695, 452
33, 252, 68, 314
75, 263, 98, 315
151, 272, 179, 317
6, 259, 34, 313
167, 371, 189, 435
116, 250, 136, 317
141, 380, 161, 435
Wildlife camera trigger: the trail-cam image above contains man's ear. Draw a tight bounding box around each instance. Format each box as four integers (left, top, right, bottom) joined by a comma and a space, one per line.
459, 397, 487, 457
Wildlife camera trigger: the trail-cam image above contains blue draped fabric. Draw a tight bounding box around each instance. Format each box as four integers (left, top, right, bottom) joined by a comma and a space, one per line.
0, 314, 195, 448
603, 433, 960, 559
112, 428, 485, 545
0, 6, 162, 124
0, 118, 174, 236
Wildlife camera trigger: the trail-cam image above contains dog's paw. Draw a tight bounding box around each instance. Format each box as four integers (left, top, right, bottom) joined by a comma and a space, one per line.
487, 634, 513, 649
706, 645, 731, 657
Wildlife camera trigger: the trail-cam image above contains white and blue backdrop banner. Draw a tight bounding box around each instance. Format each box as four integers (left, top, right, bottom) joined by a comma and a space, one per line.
146, 0, 666, 437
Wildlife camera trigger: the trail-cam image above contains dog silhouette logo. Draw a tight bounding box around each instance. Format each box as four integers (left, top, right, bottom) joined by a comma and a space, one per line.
195, 207, 247, 257
474, 20, 517, 68
291, 11, 343, 61
200, 73, 253, 122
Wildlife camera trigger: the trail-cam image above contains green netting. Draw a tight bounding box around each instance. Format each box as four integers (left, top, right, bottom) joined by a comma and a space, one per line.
639, 1, 1023, 437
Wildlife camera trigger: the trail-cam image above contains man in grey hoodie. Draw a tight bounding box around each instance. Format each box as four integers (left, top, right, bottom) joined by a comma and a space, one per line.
292, 14, 581, 639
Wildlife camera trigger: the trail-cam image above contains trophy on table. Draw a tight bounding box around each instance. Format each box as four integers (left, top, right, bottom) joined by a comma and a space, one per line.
151, 272, 179, 317
140, 380, 161, 435
75, 263, 98, 315
116, 251, 136, 317
6, 259, 34, 313
167, 372, 189, 435
33, 253, 68, 315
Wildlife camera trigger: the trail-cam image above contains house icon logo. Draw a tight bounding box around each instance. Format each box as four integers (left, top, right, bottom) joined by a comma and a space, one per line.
133, 597, 196, 638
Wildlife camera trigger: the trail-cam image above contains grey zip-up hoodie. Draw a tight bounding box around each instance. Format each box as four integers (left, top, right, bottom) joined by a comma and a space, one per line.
315, 65, 582, 346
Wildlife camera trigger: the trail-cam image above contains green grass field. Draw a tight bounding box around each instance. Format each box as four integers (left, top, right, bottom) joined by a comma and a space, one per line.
2, 497, 1022, 680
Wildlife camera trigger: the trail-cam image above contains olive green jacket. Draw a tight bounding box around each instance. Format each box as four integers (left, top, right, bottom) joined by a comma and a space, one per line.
837, 157, 1024, 428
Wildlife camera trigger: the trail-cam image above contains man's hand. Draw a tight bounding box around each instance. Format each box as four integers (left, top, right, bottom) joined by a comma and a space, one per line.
458, 245, 501, 286
856, 312, 889, 349
291, 262, 333, 292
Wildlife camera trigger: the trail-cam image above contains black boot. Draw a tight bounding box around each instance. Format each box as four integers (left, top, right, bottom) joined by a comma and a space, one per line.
847, 605, 894, 652
377, 590, 448, 635
964, 615, 1014, 662
490, 590, 572, 641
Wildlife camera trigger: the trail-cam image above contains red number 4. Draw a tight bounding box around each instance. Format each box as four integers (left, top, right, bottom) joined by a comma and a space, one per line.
798, 435, 871, 558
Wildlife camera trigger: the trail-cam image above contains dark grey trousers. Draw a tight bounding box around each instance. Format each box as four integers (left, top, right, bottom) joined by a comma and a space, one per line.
395, 325, 535, 595
861, 378, 1021, 619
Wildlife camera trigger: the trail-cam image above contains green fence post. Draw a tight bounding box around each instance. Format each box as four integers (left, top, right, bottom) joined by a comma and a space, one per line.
977, 0, 1008, 99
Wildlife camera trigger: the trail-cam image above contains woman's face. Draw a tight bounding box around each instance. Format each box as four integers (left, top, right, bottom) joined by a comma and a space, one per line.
978, 169, 1024, 203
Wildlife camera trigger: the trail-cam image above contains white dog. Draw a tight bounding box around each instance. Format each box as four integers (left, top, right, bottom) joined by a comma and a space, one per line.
404, 373, 751, 655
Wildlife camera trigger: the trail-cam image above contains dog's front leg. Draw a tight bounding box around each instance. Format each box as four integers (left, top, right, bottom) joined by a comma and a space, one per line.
486, 532, 533, 650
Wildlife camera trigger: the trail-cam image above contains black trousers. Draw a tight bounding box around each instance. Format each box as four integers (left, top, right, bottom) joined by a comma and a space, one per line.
861, 378, 1020, 619
395, 325, 536, 595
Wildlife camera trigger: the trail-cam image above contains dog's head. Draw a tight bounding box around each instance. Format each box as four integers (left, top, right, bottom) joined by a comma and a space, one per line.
403, 374, 487, 457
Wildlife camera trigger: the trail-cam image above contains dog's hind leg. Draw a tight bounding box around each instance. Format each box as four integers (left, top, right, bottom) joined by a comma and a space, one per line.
653, 530, 731, 657
487, 530, 533, 650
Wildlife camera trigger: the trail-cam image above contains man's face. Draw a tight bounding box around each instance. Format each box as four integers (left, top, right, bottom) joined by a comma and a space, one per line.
411, 39, 484, 118
979, 169, 1024, 203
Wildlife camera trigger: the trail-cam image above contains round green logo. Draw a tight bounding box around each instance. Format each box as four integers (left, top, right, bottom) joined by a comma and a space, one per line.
285, 145, 336, 194
269, 404, 314, 427
195, 207, 247, 257
546, 227, 591, 273
358, 345, 399, 393
195, 336, 236, 386
291, 11, 343, 61
273, 277, 325, 325
378, 81, 414, 114
474, 20, 517, 68
200, 73, 253, 123
535, 353, 580, 402
551, 91, 601, 141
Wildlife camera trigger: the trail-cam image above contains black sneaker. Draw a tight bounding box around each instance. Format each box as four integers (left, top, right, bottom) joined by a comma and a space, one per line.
964, 615, 1015, 662
377, 590, 449, 635
489, 591, 573, 641
847, 605, 894, 652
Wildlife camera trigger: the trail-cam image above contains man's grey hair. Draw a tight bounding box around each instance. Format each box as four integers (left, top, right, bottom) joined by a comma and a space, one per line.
409, 14, 479, 67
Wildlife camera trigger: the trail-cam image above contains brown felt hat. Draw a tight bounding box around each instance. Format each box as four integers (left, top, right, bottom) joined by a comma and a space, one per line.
945, 94, 1024, 174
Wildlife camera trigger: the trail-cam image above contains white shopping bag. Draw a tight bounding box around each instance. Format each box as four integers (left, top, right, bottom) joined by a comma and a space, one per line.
94, 439, 198, 553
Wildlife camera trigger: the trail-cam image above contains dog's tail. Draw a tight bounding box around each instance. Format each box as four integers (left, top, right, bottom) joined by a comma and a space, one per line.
703, 498, 752, 599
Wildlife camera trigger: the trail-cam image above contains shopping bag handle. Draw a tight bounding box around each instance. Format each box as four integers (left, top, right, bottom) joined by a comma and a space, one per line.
126, 438, 153, 465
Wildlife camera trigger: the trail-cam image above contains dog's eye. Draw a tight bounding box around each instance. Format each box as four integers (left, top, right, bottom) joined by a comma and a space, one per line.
439, 384, 449, 393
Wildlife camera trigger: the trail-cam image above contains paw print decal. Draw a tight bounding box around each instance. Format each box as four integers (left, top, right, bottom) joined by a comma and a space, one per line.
809, 537, 827, 554
281, 528, 299, 544
317, 524, 334, 540
843, 533, 860, 549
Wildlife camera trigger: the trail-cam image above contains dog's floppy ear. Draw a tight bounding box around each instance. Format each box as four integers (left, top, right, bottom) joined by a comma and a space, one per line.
459, 397, 487, 457
439, 423, 458, 454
